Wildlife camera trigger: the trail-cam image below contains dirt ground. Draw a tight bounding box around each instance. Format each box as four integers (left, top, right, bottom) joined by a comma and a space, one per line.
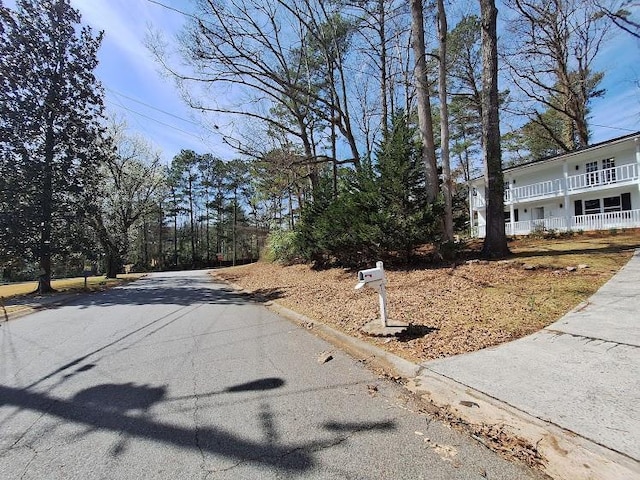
213, 231, 640, 364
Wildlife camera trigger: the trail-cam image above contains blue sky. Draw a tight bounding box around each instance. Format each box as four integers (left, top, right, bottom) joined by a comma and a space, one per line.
7, 0, 640, 163
71, 0, 234, 164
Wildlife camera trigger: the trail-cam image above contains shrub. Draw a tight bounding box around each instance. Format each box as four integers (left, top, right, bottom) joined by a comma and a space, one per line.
263, 229, 299, 264
292, 113, 442, 267
528, 223, 546, 239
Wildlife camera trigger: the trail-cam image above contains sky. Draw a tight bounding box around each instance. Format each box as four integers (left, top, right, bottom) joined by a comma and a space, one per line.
6, 0, 640, 164
70, 0, 235, 164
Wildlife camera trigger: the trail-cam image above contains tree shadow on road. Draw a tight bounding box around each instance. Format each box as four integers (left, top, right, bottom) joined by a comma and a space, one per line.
1, 379, 396, 473
4, 275, 285, 313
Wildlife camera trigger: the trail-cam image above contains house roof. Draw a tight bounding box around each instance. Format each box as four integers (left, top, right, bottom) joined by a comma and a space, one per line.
506, 130, 640, 172
471, 130, 640, 182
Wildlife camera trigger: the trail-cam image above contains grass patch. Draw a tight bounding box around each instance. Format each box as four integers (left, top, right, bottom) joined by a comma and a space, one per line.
0, 274, 144, 301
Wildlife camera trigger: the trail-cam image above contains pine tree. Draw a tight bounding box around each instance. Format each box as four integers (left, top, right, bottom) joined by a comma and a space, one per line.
0, 0, 105, 291
375, 113, 436, 263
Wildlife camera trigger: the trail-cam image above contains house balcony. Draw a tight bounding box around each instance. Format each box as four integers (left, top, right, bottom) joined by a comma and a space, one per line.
473, 209, 640, 238
503, 163, 640, 204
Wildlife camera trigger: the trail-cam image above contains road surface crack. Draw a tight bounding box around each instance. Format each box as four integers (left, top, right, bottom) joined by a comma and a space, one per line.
18, 444, 38, 480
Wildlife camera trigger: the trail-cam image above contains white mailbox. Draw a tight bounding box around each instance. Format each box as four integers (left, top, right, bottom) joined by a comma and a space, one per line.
355, 261, 389, 326
355, 264, 385, 289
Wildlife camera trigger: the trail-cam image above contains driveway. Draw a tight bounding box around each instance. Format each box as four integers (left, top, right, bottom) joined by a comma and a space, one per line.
423, 250, 640, 462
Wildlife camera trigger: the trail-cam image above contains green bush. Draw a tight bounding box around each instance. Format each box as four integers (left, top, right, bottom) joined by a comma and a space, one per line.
294, 164, 384, 266
292, 113, 441, 267
263, 229, 299, 264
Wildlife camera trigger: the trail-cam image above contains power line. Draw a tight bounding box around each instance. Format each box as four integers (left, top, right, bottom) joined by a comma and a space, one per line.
146, 0, 196, 20
104, 98, 208, 141
591, 122, 638, 133
105, 87, 201, 126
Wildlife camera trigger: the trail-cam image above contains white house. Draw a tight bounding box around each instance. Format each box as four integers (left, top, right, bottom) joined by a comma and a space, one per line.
469, 132, 640, 237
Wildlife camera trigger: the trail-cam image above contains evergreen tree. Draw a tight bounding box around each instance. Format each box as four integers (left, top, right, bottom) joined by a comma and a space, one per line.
292, 113, 439, 267
375, 113, 436, 263
168, 150, 201, 267
0, 0, 105, 291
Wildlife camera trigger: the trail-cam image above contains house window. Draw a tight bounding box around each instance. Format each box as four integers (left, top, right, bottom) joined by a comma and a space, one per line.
584, 199, 601, 214
602, 158, 616, 183
586, 161, 599, 186
472, 187, 477, 197
577, 194, 632, 216
603, 196, 621, 213
533, 207, 544, 220
504, 209, 519, 222
575, 199, 583, 216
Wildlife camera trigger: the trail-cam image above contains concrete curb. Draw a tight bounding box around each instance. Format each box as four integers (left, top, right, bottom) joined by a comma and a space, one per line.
265, 301, 421, 379
409, 371, 640, 480
215, 275, 640, 480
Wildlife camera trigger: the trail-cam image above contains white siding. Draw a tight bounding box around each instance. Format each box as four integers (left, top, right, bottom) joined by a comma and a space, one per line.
469, 134, 640, 237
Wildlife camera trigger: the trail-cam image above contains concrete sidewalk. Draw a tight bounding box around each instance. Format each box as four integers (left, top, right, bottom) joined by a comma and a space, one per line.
418, 249, 640, 479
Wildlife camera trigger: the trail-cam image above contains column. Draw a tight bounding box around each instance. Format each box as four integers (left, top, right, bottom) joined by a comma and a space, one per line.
563, 160, 571, 231
636, 137, 640, 200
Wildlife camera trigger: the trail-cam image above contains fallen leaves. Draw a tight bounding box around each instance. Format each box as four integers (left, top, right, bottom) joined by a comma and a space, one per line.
213, 233, 637, 363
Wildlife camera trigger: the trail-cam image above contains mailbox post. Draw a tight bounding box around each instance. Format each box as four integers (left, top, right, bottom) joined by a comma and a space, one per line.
355, 261, 388, 326
355, 261, 408, 336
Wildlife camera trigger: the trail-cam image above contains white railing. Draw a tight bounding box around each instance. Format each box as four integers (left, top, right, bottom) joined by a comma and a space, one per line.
505, 179, 563, 203
567, 164, 639, 191
572, 209, 640, 231
471, 195, 485, 209
473, 224, 486, 238
498, 163, 640, 204
505, 217, 568, 236
476, 209, 640, 238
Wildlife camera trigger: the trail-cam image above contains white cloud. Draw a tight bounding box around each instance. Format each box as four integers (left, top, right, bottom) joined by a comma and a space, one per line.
68, 1, 234, 159
73, 0, 164, 77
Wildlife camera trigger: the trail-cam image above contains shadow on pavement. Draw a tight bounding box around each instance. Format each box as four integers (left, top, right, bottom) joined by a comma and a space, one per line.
1, 379, 396, 473
3, 275, 284, 312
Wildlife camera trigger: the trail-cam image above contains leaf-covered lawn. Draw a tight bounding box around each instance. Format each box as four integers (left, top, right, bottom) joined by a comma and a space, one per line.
214, 231, 639, 363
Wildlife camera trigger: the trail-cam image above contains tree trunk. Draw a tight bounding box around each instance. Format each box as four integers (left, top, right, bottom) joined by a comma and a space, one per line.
437, 0, 454, 242
142, 217, 149, 268
410, 0, 439, 203
232, 189, 237, 267
378, 0, 388, 137
188, 176, 196, 267
105, 249, 122, 278
158, 200, 164, 270
479, 0, 509, 259
173, 206, 178, 267
37, 120, 56, 294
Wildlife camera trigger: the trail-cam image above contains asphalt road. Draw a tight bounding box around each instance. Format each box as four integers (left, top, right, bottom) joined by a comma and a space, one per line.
0, 270, 545, 479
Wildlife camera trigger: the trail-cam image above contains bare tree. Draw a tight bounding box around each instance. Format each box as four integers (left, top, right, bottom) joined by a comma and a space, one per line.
437, 0, 454, 241
479, 0, 509, 258
594, 0, 640, 38
505, 0, 611, 150
148, 0, 362, 192
88, 122, 165, 277
410, 0, 439, 202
